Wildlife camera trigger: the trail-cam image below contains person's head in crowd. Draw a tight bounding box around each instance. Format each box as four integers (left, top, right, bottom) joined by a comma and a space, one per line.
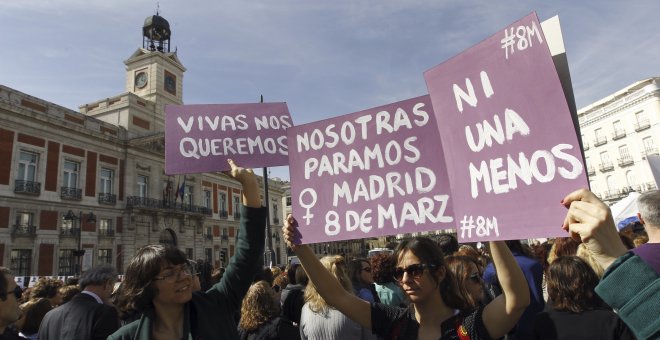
445, 255, 485, 308
117, 245, 191, 316
547, 237, 580, 263
79, 265, 118, 304
455, 245, 485, 274
393, 237, 466, 309
371, 253, 396, 285
286, 263, 300, 286
531, 242, 551, 274
270, 266, 281, 278
0, 267, 22, 334
576, 244, 605, 278
15, 297, 52, 337
437, 234, 459, 256
637, 190, 660, 238
632, 234, 649, 247
238, 281, 280, 332
188, 260, 201, 292
305, 255, 352, 314
546, 256, 606, 312
59, 284, 81, 304
261, 267, 275, 286
618, 232, 635, 249
65, 277, 79, 286
273, 273, 289, 292
504, 240, 535, 258
349, 258, 374, 288
295, 265, 309, 287
31, 277, 64, 307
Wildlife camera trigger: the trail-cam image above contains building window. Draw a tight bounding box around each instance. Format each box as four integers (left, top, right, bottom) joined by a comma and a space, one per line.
273, 203, 279, 224
185, 185, 193, 206
59, 249, 75, 276
10, 250, 32, 276
619, 145, 630, 159
15, 212, 33, 228
233, 195, 241, 218
203, 190, 211, 209
606, 175, 616, 193
99, 218, 113, 236
100, 168, 114, 194
18, 151, 38, 181
137, 175, 149, 198
219, 192, 227, 216
97, 249, 112, 265
63, 160, 80, 188
643, 137, 656, 154
599, 151, 610, 164
626, 170, 636, 188
186, 248, 193, 260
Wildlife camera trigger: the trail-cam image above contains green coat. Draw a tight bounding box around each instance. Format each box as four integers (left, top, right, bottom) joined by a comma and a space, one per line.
595, 252, 660, 340
108, 205, 266, 340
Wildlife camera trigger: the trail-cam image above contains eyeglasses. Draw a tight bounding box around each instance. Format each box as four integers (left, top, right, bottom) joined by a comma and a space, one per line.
361, 267, 372, 273
468, 273, 482, 283
2, 285, 23, 300
393, 263, 437, 282
153, 264, 193, 283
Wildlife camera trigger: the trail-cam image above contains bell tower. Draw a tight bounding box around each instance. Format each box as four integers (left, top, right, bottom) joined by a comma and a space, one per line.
124, 11, 186, 116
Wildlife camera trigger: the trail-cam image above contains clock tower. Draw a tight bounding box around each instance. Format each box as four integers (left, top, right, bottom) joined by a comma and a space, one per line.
124, 13, 186, 117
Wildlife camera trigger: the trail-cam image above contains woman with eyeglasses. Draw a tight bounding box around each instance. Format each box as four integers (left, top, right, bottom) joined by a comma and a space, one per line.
284, 215, 530, 340
109, 160, 266, 340
445, 256, 487, 309
348, 259, 380, 303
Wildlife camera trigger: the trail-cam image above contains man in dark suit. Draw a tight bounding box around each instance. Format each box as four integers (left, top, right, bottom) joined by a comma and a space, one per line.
39, 265, 120, 340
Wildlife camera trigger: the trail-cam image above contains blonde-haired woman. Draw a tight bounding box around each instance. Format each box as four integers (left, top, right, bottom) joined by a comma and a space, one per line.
238, 281, 299, 340
300, 256, 376, 340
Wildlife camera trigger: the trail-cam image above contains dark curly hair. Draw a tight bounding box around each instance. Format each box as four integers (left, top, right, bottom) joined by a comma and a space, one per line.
547, 256, 606, 313
115, 244, 188, 318
31, 277, 63, 301
371, 252, 396, 284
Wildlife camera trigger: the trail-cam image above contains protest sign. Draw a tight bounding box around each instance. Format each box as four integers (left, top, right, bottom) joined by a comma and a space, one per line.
165, 103, 292, 174
424, 12, 588, 242
288, 95, 454, 244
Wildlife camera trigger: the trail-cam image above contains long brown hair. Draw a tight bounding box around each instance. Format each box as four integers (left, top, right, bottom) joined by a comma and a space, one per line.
239, 281, 280, 331
394, 237, 466, 310
445, 255, 482, 308
547, 256, 606, 313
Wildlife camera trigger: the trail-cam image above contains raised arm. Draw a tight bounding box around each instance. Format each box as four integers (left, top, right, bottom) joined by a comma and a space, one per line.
283, 215, 372, 329
481, 241, 530, 338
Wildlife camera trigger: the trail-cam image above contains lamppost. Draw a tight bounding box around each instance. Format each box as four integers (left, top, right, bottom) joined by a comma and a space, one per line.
64, 210, 96, 276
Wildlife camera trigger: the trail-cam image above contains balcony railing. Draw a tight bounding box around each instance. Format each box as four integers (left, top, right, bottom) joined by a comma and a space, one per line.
634, 119, 650, 132
221, 235, 229, 242
618, 156, 634, 167
125, 196, 213, 216
219, 210, 228, 218
593, 136, 608, 147
11, 225, 37, 236
599, 162, 614, 172
14, 180, 41, 195
586, 166, 595, 176
61, 187, 82, 201
643, 147, 659, 157
233, 212, 241, 219
612, 129, 626, 140
98, 229, 115, 237
60, 227, 80, 237
98, 193, 117, 205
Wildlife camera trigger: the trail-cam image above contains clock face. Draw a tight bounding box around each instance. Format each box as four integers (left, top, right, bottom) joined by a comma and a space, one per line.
135, 72, 148, 89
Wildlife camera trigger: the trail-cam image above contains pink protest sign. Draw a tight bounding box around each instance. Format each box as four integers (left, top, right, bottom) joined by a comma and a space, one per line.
288, 95, 454, 244
165, 103, 292, 174
424, 12, 588, 242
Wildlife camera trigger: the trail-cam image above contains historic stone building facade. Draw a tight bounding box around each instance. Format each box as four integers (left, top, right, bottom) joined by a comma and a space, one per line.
0, 14, 286, 277
578, 77, 659, 203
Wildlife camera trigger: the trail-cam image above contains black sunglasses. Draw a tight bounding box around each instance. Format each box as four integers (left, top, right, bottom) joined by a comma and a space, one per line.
393, 263, 437, 282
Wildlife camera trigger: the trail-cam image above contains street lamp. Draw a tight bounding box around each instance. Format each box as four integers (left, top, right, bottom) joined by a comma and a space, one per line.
64, 210, 96, 276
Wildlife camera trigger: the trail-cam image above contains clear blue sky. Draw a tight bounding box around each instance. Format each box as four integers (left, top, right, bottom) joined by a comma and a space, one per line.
2, 1, 658, 180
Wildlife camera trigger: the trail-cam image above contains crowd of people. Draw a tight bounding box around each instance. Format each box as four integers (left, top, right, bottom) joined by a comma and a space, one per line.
0, 160, 658, 339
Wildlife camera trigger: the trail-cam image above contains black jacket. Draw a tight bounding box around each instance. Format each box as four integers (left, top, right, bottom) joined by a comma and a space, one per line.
39, 292, 120, 340
238, 317, 300, 340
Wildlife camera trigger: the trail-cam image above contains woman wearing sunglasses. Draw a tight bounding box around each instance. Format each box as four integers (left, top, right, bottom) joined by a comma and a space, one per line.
445, 256, 487, 309
348, 259, 379, 303
284, 215, 529, 339
109, 160, 266, 340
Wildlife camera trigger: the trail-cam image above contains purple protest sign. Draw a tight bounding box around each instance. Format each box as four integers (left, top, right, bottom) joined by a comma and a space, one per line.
288, 95, 454, 244
165, 103, 292, 174
424, 12, 588, 242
